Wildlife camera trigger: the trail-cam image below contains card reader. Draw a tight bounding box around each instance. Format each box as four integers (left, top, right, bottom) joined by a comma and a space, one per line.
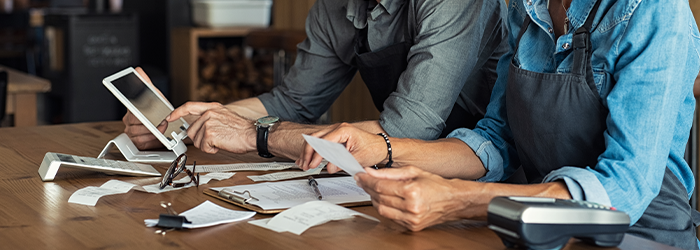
487, 196, 630, 249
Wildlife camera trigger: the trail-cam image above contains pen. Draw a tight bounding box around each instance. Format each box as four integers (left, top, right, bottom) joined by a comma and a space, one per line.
308, 176, 322, 200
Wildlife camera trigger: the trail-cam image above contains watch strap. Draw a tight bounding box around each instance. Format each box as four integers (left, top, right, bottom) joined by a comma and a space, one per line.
256, 126, 273, 158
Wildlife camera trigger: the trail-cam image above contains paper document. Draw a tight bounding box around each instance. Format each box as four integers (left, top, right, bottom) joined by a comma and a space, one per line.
249, 200, 378, 235
145, 200, 255, 228
247, 162, 327, 182
302, 134, 366, 176
69, 172, 237, 206
211, 176, 370, 210
68, 180, 137, 206
186, 162, 297, 173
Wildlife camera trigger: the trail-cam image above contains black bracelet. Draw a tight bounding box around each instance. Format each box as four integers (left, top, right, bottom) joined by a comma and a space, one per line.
377, 133, 393, 168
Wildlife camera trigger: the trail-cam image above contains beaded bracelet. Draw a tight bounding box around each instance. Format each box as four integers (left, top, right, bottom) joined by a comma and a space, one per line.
377, 133, 393, 168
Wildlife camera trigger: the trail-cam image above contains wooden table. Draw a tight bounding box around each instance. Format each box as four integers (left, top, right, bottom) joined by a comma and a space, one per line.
0, 121, 681, 249
0, 65, 51, 126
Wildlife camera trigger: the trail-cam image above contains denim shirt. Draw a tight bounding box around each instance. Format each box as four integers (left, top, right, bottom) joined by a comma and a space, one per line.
448, 0, 700, 226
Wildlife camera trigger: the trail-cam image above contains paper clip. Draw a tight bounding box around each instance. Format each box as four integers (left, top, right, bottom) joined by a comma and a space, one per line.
218, 189, 259, 204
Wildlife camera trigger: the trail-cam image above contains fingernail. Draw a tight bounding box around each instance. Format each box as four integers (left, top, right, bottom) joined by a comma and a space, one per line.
354, 175, 359, 181
166, 115, 171, 120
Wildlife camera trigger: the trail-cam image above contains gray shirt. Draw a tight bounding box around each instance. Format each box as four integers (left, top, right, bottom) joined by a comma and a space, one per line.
258, 0, 508, 140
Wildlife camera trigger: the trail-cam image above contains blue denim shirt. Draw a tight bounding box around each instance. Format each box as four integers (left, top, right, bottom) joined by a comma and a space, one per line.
449, 0, 700, 226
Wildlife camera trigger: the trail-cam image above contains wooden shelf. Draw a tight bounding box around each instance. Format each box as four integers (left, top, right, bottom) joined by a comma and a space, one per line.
170, 27, 257, 106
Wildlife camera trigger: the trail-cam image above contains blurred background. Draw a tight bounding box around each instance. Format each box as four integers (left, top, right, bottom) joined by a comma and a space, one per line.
0, 0, 378, 127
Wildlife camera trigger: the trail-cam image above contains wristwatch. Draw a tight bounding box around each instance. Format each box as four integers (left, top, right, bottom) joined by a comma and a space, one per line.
255, 116, 279, 158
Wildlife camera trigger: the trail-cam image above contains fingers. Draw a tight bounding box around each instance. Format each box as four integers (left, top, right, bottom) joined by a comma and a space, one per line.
326, 163, 342, 174
356, 172, 408, 198
156, 120, 168, 134
123, 111, 162, 150
365, 166, 422, 180
134, 67, 167, 100
168, 102, 223, 122
357, 170, 443, 232
134, 67, 153, 84
195, 121, 220, 154
297, 138, 317, 170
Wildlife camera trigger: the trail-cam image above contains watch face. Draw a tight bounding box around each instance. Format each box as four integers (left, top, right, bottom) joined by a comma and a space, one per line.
257, 116, 279, 125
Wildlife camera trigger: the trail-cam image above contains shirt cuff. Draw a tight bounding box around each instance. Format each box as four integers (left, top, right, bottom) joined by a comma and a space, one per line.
543, 167, 612, 206
447, 128, 503, 182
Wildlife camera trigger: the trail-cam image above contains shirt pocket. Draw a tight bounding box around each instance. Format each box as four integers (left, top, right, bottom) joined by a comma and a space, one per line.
593, 69, 611, 105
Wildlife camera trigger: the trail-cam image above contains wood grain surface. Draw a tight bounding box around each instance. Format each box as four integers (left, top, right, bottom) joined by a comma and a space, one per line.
0, 121, 679, 249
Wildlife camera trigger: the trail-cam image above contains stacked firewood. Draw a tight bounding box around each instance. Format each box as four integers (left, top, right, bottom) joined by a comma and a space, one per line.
197, 43, 274, 104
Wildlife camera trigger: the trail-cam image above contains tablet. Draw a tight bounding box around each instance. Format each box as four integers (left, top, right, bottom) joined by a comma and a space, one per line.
103, 67, 189, 151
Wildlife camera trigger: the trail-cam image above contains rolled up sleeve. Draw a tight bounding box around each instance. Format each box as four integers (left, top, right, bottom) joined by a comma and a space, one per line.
381, 0, 505, 140
258, 1, 357, 123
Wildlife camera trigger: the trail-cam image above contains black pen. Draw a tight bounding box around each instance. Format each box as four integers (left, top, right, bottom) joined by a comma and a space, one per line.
308, 176, 322, 200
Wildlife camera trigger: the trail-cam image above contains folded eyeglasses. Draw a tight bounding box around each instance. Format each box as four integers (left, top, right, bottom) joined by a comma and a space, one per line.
159, 154, 199, 189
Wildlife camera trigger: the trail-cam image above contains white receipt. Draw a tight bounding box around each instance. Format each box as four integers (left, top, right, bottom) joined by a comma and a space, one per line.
186, 162, 297, 173
145, 200, 255, 228
69, 172, 237, 206
249, 200, 378, 235
248, 163, 326, 182
302, 134, 366, 176
68, 180, 137, 206
211, 176, 370, 210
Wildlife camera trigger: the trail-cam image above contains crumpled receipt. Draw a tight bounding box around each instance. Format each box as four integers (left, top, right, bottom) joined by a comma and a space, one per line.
248, 200, 378, 235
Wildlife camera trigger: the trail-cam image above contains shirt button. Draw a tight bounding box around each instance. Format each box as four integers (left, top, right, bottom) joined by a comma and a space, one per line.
548, 28, 553, 33
562, 43, 570, 49
527, 0, 532, 5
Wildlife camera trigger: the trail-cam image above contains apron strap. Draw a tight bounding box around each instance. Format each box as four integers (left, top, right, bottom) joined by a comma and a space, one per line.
512, 17, 531, 57
572, 0, 603, 97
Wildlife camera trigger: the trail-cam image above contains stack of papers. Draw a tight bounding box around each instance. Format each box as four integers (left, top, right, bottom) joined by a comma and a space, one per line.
211, 176, 370, 210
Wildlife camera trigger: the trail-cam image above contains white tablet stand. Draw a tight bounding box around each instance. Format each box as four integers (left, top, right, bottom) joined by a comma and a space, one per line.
98, 133, 187, 163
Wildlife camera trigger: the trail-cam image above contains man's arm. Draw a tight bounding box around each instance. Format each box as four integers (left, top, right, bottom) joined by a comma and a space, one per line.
224, 98, 268, 119
298, 123, 487, 179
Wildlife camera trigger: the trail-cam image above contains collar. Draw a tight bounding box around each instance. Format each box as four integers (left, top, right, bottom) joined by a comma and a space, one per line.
346, 0, 403, 29
526, 0, 598, 32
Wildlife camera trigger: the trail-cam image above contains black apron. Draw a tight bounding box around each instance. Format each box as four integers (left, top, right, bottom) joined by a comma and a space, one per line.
505, 1, 700, 249
353, 4, 480, 137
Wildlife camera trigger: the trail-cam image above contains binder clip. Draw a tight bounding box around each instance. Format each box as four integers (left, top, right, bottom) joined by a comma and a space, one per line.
154, 201, 190, 235
218, 189, 259, 204
156, 214, 191, 229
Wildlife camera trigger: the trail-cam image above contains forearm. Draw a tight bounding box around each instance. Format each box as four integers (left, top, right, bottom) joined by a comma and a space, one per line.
270, 120, 384, 161
449, 180, 572, 221
225, 97, 269, 119
350, 120, 386, 134
268, 122, 326, 160
388, 137, 486, 180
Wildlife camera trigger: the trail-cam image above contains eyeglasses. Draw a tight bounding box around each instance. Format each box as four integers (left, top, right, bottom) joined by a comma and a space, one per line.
159, 154, 199, 189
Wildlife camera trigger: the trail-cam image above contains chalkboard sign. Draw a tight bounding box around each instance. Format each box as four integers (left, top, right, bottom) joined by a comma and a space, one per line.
81, 33, 133, 68
43, 13, 139, 123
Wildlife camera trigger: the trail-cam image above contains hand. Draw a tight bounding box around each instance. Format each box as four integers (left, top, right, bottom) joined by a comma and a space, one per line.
167, 102, 256, 154
122, 67, 169, 150
123, 111, 168, 150
297, 123, 388, 174
356, 166, 482, 231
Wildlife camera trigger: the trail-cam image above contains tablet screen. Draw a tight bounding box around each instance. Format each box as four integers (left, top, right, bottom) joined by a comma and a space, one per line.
111, 72, 186, 140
